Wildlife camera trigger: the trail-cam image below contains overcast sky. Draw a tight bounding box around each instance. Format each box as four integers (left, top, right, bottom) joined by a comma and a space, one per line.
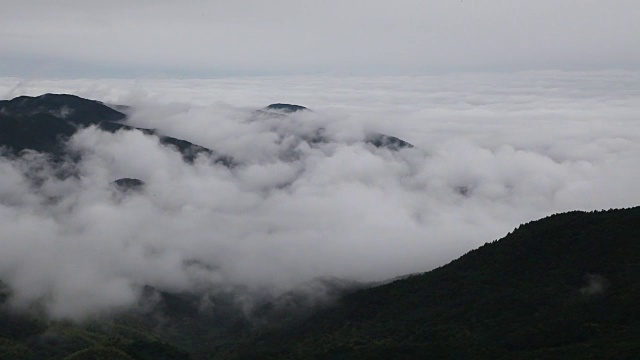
1, 0, 639, 77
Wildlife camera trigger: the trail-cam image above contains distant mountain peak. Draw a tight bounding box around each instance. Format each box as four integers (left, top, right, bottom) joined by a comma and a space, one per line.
257, 103, 414, 151
112, 178, 145, 192
365, 133, 414, 150
264, 103, 309, 113
0, 92, 126, 126
0, 93, 234, 165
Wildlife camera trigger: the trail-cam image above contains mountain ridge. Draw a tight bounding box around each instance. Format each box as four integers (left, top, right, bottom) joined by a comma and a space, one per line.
0, 94, 413, 166
1, 207, 637, 359
0, 93, 231, 165
228, 206, 640, 359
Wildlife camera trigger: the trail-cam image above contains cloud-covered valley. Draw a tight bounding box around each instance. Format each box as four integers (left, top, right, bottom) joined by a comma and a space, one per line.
0, 71, 638, 319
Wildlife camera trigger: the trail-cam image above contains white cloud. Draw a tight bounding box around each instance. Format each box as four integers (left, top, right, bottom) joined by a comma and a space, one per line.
0, 71, 638, 319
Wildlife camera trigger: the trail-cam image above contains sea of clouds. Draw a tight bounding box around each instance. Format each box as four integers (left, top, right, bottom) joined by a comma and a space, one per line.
0, 71, 639, 319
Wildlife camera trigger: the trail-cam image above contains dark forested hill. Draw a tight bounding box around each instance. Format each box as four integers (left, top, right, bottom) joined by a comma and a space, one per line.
0, 93, 228, 164
0, 93, 125, 155
0, 208, 638, 359
230, 207, 640, 359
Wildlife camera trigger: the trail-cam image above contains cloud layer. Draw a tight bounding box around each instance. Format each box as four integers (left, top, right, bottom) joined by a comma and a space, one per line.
0, 71, 639, 319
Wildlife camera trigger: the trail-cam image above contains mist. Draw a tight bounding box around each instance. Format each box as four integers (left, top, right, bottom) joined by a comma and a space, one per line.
0, 71, 638, 319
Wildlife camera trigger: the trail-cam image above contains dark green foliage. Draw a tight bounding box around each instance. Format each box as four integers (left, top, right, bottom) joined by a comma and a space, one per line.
0, 311, 46, 341
0, 338, 33, 360
62, 347, 133, 360
113, 339, 189, 360
119, 290, 250, 359
0, 319, 190, 360
0, 287, 47, 345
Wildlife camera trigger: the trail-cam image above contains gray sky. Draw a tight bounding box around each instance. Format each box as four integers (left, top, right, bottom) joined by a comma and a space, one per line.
1, 0, 639, 77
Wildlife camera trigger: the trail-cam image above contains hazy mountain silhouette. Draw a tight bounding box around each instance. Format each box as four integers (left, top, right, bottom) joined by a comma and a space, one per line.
0, 93, 231, 165
264, 103, 309, 113
0, 96, 412, 166
258, 102, 413, 150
